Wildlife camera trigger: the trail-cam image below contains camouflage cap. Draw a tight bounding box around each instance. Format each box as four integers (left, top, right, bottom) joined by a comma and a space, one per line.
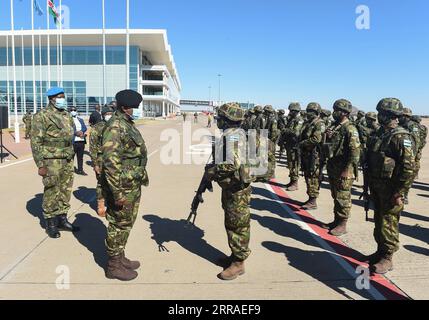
376, 98, 403, 116
218, 102, 245, 122
102, 104, 115, 115
365, 112, 377, 121
254, 105, 263, 113
264, 105, 275, 113
306, 102, 321, 113
411, 115, 422, 123
321, 109, 332, 117
403, 107, 413, 117
333, 99, 353, 113
289, 102, 301, 112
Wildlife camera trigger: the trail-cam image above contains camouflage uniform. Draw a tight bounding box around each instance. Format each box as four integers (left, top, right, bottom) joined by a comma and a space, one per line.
277, 110, 287, 155
357, 112, 379, 167
31, 103, 75, 220
252, 106, 265, 131
261, 105, 279, 180
22, 112, 33, 139
206, 103, 252, 280
410, 115, 428, 178
283, 103, 304, 187
323, 99, 360, 235
366, 98, 415, 274
102, 110, 149, 258
299, 103, 324, 206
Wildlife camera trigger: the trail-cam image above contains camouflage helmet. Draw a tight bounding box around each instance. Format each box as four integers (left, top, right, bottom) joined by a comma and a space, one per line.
365, 112, 377, 121
402, 107, 413, 117
411, 115, 422, 123
357, 110, 365, 117
306, 102, 321, 114
376, 98, 403, 116
289, 102, 301, 112
321, 109, 332, 117
249, 108, 255, 114
254, 105, 263, 114
264, 105, 275, 113
218, 102, 245, 122
333, 99, 353, 113
278, 109, 285, 115
102, 104, 115, 115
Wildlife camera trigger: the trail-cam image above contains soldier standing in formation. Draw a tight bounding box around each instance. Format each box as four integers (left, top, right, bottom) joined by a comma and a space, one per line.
205, 103, 252, 281
299, 103, 324, 210
357, 112, 379, 168
283, 103, 304, 191
322, 99, 360, 236
365, 98, 415, 274
410, 115, 428, 179
277, 109, 287, 157
22, 111, 33, 139
253, 106, 265, 131
89, 103, 115, 217
262, 105, 279, 181
102, 90, 149, 281
31, 87, 79, 238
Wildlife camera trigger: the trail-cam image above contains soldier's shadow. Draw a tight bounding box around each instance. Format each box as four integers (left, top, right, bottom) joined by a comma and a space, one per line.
72, 213, 108, 269
73, 186, 97, 212
26, 193, 45, 229
143, 214, 226, 267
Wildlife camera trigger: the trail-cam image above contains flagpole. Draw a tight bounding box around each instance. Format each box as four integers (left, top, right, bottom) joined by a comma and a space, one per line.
21, 30, 27, 114
126, 0, 130, 89
31, 0, 37, 113
59, 0, 63, 86
6, 35, 11, 128
10, 0, 20, 143
39, 29, 43, 108
47, 0, 51, 85
56, 30, 59, 85
102, 0, 107, 105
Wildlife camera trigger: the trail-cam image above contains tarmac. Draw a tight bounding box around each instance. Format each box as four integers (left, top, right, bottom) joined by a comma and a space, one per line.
0, 116, 428, 300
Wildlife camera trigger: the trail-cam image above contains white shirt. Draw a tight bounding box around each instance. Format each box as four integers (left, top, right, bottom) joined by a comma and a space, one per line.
73, 117, 85, 142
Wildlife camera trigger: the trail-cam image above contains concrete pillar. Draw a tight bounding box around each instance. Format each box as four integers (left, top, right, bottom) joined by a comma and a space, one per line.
162, 101, 166, 118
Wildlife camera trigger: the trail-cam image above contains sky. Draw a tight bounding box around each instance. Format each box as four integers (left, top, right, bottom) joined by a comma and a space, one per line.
0, 0, 428, 114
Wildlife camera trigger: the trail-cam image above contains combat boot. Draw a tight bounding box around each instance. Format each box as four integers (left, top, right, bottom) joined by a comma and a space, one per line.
302, 197, 317, 210
363, 250, 381, 265
57, 214, 80, 232
45, 218, 60, 239
120, 252, 140, 270
217, 255, 233, 268
286, 181, 298, 191
321, 218, 339, 230
105, 255, 138, 281
97, 200, 107, 218
329, 219, 348, 236
371, 254, 393, 274
218, 260, 245, 281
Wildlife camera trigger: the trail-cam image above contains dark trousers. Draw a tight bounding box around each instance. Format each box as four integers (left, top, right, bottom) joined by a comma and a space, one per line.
73, 141, 85, 172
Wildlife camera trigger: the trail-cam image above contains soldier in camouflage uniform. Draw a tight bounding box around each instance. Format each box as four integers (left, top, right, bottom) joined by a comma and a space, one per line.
277, 109, 287, 157
31, 87, 79, 238
365, 98, 415, 274
283, 103, 304, 191
241, 109, 254, 131
299, 103, 324, 210
355, 110, 366, 126
320, 109, 332, 128
399, 108, 422, 204
89, 104, 115, 217
102, 90, 149, 281
206, 103, 252, 281
322, 99, 361, 236
252, 105, 265, 131
260, 105, 280, 181
410, 115, 428, 179
22, 111, 33, 139
357, 112, 379, 168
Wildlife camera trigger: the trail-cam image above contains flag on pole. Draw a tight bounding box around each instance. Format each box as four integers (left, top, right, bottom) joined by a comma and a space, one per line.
48, 0, 60, 26
34, 0, 44, 16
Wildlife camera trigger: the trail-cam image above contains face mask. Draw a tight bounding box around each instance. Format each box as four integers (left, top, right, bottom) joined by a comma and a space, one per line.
55, 98, 67, 110
306, 112, 317, 121
104, 115, 112, 122
70, 111, 77, 117
378, 113, 396, 126
332, 111, 342, 122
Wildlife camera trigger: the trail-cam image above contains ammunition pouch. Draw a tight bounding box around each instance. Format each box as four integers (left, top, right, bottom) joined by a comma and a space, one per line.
368, 152, 396, 179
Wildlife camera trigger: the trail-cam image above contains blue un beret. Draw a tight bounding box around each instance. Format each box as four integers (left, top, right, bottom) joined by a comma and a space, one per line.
115, 90, 143, 109
46, 87, 65, 98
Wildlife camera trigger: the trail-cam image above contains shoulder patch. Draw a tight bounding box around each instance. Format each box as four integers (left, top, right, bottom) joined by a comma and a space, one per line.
403, 139, 412, 148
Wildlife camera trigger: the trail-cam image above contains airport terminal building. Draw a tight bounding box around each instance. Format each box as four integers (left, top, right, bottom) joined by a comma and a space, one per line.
0, 29, 181, 120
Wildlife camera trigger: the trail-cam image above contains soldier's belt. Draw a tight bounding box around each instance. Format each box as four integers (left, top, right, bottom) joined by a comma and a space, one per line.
44, 141, 72, 148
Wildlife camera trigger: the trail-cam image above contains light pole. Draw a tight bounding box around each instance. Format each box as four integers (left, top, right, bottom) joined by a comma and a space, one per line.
217, 74, 222, 108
